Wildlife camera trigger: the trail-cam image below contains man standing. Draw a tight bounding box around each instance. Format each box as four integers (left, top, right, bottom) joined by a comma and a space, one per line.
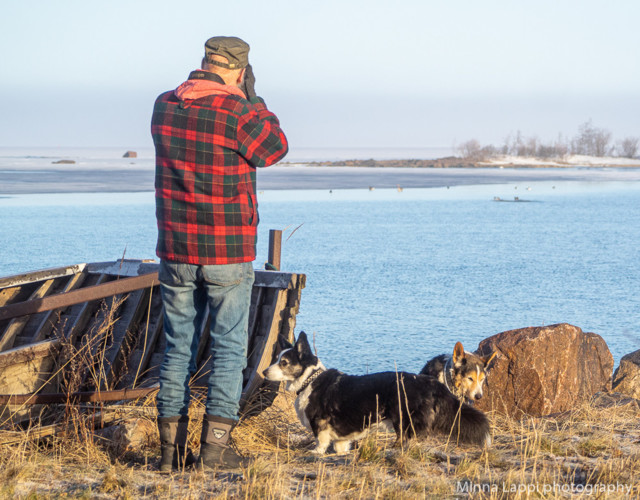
151, 36, 288, 471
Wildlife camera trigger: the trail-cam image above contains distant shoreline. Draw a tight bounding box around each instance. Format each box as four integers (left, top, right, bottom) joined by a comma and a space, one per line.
280, 154, 640, 169
1, 154, 640, 194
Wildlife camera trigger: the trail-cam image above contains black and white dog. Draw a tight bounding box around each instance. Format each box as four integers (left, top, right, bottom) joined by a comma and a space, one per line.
263, 332, 491, 455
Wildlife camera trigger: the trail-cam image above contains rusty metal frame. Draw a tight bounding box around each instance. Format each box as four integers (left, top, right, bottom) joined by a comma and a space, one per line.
0, 272, 160, 322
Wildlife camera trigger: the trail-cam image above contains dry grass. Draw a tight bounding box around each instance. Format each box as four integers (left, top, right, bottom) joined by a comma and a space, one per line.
0, 388, 639, 499
1, 306, 639, 497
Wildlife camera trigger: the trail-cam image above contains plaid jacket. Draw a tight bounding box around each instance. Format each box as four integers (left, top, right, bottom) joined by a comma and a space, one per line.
152, 74, 288, 265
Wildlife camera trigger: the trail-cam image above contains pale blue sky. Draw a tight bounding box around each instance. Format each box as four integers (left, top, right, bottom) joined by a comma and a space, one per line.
1, 0, 638, 151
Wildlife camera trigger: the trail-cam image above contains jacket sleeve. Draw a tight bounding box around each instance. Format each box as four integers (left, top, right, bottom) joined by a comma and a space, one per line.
236, 97, 288, 168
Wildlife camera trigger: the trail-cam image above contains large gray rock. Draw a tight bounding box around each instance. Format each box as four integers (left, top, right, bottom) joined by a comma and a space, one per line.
475, 323, 613, 417
612, 349, 640, 399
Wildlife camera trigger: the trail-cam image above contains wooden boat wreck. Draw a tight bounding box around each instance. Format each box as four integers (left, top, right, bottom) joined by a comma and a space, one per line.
0, 258, 305, 428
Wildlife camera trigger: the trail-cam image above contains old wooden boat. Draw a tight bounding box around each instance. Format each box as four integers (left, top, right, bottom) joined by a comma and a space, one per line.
0, 258, 305, 423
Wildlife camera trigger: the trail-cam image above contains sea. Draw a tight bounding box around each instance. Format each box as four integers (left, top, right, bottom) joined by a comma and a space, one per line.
0, 147, 638, 373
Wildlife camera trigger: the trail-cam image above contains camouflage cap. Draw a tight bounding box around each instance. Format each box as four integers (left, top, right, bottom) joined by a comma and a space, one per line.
204, 36, 250, 69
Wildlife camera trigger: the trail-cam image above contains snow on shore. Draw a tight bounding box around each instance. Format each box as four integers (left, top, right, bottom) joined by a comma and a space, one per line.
481, 155, 640, 168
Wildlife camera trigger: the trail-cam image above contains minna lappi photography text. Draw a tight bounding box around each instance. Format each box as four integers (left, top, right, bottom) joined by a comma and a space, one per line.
457, 480, 633, 496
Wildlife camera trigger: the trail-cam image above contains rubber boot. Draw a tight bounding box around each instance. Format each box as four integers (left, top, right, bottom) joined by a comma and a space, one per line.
157, 415, 196, 472
198, 415, 248, 470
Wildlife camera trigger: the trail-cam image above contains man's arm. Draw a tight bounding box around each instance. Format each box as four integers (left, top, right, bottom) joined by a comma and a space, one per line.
236, 98, 289, 168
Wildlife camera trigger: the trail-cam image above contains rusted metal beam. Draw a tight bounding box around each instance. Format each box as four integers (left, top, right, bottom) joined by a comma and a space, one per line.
0, 385, 159, 405
0, 272, 160, 322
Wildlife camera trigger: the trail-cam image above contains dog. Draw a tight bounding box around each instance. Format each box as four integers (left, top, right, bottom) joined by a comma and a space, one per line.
420, 341, 497, 403
263, 332, 491, 455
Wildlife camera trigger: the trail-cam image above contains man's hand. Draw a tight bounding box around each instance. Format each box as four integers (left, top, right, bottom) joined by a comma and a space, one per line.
241, 64, 256, 99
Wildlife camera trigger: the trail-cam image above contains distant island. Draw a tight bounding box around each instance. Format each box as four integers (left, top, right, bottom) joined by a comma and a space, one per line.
283, 154, 640, 169
283, 120, 640, 169
284, 157, 472, 168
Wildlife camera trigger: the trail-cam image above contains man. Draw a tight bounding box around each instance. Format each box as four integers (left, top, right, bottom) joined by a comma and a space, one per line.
151, 36, 288, 472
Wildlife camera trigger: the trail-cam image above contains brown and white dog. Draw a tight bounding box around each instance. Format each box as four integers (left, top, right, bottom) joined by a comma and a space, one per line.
420, 342, 497, 403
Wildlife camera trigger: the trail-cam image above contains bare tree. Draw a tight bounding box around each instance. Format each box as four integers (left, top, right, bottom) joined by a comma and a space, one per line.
571, 119, 612, 157
553, 133, 569, 158
501, 133, 512, 155
617, 137, 639, 158
457, 139, 483, 159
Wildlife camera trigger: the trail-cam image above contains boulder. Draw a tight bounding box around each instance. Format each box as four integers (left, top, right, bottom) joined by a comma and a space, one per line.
123, 150, 137, 158
612, 349, 640, 398
591, 391, 640, 410
475, 323, 613, 417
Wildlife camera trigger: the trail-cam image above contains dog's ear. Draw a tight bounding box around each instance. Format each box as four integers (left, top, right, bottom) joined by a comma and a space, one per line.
452, 341, 466, 365
278, 335, 294, 351
295, 331, 312, 357
482, 351, 498, 367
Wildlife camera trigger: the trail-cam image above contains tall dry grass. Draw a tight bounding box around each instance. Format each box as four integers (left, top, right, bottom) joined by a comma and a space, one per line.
5, 382, 638, 498
0, 299, 638, 497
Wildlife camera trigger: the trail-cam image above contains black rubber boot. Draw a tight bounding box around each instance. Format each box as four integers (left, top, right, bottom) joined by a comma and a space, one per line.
157, 415, 196, 472
198, 415, 248, 470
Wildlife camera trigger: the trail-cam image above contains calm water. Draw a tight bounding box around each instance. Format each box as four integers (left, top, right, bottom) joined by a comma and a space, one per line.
1, 181, 638, 373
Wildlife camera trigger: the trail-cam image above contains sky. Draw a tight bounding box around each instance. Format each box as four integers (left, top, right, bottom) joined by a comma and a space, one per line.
1, 0, 639, 153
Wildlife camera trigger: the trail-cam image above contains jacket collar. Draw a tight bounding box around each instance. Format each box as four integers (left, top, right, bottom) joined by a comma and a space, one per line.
174, 69, 246, 101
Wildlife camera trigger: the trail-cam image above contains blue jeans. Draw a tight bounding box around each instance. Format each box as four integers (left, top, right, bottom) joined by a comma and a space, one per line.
156, 259, 255, 420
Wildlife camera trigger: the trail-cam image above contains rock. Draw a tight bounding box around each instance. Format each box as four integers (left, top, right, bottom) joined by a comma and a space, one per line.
591, 391, 640, 410
123, 150, 137, 158
475, 323, 613, 417
96, 417, 157, 455
52, 159, 76, 164
612, 349, 640, 398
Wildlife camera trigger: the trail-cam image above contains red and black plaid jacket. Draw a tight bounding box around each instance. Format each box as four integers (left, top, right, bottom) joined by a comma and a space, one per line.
152, 75, 288, 265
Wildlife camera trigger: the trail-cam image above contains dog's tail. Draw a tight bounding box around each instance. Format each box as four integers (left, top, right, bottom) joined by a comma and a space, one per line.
434, 393, 491, 447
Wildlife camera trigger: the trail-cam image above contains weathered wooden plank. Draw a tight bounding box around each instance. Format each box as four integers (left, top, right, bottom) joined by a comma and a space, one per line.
0, 272, 160, 322
86, 260, 158, 278
0, 279, 57, 352
28, 271, 89, 344
0, 264, 86, 290
0, 340, 59, 395
100, 289, 147, 389
64, 273, 109, 345
117, 288, 164, 389
81, 286, 135, 390
268, 229, 282, 271
279, 274, 305, 342
253, 271, 298, 289
0, 287, 22, 308
0, 410, 121, 445
240, 288, 288, 409
245, 287, 275, 378
0, 339, 60, 371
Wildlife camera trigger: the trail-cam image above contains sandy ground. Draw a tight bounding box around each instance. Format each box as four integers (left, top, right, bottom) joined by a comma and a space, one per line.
2, 164, 640, 195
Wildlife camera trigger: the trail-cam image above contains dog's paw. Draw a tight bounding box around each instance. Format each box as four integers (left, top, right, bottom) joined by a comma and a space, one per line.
333, 440, 351, 454
483, 434, 492, 448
